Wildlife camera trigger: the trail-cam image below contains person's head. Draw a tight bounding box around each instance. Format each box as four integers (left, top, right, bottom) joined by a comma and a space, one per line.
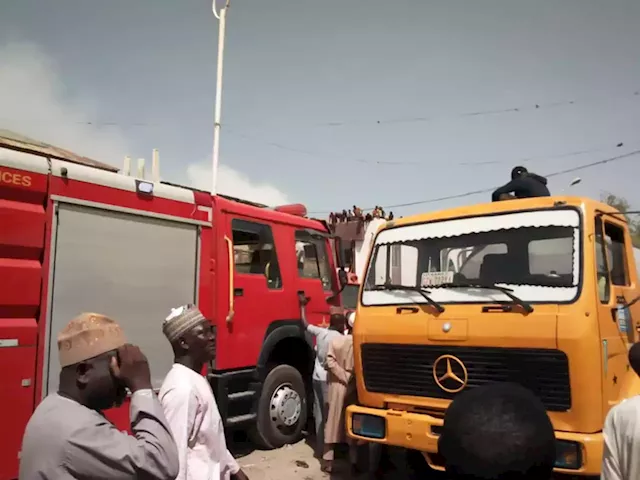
629, 342, 640, 376
439, 383, 556, 480
511, 166, 528, 180
57, 313, 127, 411
328, 305, 346, 332
163, 305, 215, 366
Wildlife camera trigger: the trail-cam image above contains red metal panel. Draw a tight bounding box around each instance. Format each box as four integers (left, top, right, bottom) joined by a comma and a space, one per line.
48, 176, 208, 224
0, 167, 48, 205
0, 318, 38, 480
0, 200, 46, 256
0, 259, 42, 319
104, 399, 132, 434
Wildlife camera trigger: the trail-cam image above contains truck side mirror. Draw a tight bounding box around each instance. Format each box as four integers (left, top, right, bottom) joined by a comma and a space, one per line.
338, 268, 348, 288
334, 237, 345, 269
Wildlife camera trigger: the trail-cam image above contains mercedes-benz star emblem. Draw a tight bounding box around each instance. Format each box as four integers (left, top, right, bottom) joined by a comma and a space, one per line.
432, 354, 468, 393
442, 322, 452, 333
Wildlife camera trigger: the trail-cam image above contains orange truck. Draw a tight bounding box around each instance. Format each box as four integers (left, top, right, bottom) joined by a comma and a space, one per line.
347, 195, 640, 476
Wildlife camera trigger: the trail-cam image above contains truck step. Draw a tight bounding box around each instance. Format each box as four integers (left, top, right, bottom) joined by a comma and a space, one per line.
225, 413, 257, 427
228, 391, 255, 402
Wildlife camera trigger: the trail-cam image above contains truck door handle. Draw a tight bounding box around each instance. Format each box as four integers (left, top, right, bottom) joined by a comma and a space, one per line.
482, 305, 513, 313
297, 290, 310, 305
396, 307, 419, 314
234, 288, 244, 296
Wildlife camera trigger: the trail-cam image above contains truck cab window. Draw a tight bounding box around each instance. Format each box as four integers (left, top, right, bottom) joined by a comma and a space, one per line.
232, 219, 282, 289
295, 231, 333, 291
595, 217, 610, 304
604, 222, 629, 286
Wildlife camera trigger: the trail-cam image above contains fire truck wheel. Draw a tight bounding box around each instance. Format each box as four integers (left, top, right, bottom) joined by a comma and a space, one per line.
253, 364, 307, 449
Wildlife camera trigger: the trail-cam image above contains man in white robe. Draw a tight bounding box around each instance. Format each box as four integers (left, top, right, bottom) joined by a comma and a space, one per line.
298, 294, 344, 457
602, 342, 640, 480
19, 313, 179, 480
159, 305, 249, 480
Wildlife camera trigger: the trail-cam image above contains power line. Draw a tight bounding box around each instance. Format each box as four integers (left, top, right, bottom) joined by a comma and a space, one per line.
228, 127, 629, 168
4, 88, 639, 131
230, 88, 640, 129
309, 148, 640, 214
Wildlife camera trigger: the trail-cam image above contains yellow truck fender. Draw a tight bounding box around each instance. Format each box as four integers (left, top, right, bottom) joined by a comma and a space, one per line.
618, 368, 640, 401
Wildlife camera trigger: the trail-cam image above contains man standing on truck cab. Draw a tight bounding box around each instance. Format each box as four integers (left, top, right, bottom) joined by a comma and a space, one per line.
298, 293, 345, 458
159, 305, 249, 480
491, 166, 550, 202
439, 382, 556, 480
602, 342, 640, 480
19, 313, 179, 480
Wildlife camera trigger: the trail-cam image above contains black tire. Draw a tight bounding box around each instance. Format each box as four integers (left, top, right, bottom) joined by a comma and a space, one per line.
251, 364, 307, 449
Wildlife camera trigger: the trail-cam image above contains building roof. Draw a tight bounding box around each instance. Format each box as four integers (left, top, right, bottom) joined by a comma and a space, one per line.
0, 129, 118, 172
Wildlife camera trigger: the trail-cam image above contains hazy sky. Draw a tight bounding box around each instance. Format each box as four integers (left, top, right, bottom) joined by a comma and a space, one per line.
1, 0, 639, 215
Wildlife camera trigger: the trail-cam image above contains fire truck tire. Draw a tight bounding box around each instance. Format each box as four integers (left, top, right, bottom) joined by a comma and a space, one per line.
252, 364, 307, 449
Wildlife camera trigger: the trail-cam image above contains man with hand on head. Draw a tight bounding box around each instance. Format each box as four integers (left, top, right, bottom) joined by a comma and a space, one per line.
159, 304, 249, 480
19, 312, 179, 480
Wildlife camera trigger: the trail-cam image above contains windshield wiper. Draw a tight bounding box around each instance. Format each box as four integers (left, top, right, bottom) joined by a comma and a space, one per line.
371, 284, 445, 313
434, 282, 534, 314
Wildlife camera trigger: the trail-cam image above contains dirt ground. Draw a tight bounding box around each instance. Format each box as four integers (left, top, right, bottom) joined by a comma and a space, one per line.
229, 432, 440, 480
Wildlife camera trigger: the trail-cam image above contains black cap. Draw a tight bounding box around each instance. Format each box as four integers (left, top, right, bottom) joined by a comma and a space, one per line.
511, 166, 528, 179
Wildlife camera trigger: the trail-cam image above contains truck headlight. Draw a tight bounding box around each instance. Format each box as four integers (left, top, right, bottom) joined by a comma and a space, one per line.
352, 413, 385, 439
555, 440, 582, 470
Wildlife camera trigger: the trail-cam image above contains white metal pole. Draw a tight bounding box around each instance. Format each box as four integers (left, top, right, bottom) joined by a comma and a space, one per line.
152, 148, 160, 182
211, 0, 230, 196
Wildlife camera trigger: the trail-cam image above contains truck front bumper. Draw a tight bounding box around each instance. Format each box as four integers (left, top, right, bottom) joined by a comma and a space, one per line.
346, 404, 603, 476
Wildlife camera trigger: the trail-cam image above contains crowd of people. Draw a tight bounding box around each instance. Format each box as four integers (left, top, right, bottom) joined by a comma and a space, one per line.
329, 205, 395, 225
16, 272, 640, 480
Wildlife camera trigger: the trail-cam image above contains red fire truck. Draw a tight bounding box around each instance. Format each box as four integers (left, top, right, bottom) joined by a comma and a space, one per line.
0, 135, 345, 480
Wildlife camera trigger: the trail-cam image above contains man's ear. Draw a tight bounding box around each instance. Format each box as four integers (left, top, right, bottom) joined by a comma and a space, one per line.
75, 361, 91, 387
179, 336, 190, 350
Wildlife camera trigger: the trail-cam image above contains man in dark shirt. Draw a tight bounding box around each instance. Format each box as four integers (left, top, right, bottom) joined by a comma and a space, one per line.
491, 166, 550, 202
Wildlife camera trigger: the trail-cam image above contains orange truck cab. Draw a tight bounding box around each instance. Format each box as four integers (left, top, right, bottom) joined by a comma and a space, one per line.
347, 196, 640, 476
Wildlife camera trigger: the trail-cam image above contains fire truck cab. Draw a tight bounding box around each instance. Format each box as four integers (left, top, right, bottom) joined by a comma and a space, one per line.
0, 136, 344, 480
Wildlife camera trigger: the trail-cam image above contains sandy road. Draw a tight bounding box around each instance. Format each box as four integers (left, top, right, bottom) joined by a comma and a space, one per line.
229, 433, 441, 480
234, 440, 333, 480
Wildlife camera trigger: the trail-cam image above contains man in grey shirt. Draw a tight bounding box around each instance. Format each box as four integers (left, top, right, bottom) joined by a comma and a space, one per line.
298, 293, 345, 457
20, 313, 179, 480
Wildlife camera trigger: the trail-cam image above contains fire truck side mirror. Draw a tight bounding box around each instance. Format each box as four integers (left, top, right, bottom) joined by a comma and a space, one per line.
334, 237, 345, 269
338, 268, 348, 288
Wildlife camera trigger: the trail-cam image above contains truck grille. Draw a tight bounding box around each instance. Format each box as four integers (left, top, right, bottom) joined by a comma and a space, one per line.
361, 344, 571, 411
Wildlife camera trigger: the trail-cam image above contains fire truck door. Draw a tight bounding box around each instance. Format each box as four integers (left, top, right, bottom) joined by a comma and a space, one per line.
224, 217, 293, 368
294, 230, 333, 326
44, 202, 199, 395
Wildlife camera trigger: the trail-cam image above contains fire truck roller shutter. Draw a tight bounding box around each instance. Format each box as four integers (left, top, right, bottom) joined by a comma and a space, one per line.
250, 322, 314, 449
44, 202, 199, 395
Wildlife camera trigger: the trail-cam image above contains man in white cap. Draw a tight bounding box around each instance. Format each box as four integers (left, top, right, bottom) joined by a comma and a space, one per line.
19, 313, 179, 480
159, 304, 249, 480
322, 310, 359, 474
298, 293, 345, 458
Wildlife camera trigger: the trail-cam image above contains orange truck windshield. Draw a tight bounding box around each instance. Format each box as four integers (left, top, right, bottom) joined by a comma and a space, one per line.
362, 208, 580, 306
